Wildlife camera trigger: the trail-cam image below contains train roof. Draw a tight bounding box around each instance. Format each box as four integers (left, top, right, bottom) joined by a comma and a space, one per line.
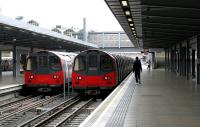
77, 49, 132, 59
29, 50, 77, 59
77, 49, 132, 60
79, 49, 112, 56
49, 51, 77, 56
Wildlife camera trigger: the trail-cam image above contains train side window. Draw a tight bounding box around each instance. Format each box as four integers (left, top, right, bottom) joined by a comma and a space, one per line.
88, 55, 97, 71
49, 56, 61, 71
100, 55, 113, 71
74, 56, 86, 71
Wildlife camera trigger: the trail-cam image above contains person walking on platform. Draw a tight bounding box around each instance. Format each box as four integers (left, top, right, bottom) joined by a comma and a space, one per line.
133, 57, 142, 84
147, 60, 151, 70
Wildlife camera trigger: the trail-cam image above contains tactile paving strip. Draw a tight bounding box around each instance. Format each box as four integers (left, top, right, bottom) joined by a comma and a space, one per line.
105, 76, 135, 127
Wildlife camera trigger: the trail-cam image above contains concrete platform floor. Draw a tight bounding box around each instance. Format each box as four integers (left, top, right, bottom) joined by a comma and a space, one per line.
0, 71, 23, 87
124, 69, 200, 127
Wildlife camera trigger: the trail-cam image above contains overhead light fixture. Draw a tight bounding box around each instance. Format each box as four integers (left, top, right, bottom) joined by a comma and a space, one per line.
128, 18, 132, 22
131, 28, 135, 30
125, 11, 130, 15
130, 24, 134, 26
121, 1, 128, 6
134, 33, 137, 36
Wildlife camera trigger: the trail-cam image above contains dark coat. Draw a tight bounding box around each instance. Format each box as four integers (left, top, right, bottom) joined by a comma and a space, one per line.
133, 60, 142, 73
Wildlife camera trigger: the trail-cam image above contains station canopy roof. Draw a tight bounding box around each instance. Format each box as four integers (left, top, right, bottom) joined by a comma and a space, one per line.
0, 16, 98, 51
105, 0, 200, 48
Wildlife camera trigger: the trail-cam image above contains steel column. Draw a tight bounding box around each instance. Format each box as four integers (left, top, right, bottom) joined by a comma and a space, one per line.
167, 48, 170, 71
0, 51, 2, 76
13, 45, 16, 77
197, 35, 200, 84
174, 45, 177, 73
165, 48, 167, 70
179, 43, 182, 75
186, 40, 190, 80
170, 47, 174, 72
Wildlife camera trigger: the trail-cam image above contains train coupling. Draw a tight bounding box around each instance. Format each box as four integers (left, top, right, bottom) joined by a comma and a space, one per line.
85, 90, 100, 95
38, 88, 52, 92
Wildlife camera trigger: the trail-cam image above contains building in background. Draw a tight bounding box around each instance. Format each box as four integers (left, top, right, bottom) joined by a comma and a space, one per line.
87, 31, 134, 48
27, 20, 39, 26
63, 18, 87, 41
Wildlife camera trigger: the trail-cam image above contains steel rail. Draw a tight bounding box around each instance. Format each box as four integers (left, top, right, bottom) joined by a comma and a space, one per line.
0, 95, 41, 114
17, 95, 79, 127
32, 97, 84, 127
0, 95, 33, 109
54, 98, 93, 127
0, 94, 62, 122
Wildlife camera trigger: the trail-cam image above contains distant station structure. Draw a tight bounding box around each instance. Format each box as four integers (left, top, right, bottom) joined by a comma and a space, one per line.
88, 31, 134, 48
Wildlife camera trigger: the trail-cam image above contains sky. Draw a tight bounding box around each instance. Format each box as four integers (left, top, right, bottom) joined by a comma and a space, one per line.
0, 0, 123, 32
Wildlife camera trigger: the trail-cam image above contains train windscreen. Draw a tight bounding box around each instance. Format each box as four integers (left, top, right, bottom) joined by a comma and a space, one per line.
49, 56, 62, 72
74, 56, 86, 72
88, 55, 98, 71
100, 55, 113, 71
26, 55, 61, 73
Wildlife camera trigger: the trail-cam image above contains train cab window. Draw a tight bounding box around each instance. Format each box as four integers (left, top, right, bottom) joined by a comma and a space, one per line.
88, 55, 98, 71
49, 56, 61, 71
39, 56, 48, 67
74, 56, 86, 71
100, 55, 113, 71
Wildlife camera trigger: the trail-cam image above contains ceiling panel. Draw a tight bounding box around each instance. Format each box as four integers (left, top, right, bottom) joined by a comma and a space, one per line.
105, 0, 200, 48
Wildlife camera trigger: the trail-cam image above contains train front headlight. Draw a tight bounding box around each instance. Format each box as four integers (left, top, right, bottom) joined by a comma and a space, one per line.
104, 76, 110, 80
29, 75, 34, 79
77, 76, 82, 80
53, 75, 59, 79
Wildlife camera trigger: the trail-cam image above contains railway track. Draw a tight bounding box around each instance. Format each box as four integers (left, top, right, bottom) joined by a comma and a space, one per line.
0, 95, 29, 108
0, 95, 41, 115
34, 98, 93, 127
18, 97, 96, 127
65, 101, 100, 127
18, 95, 80, 127
0, 91, 100, 127
0, 94, 63, 127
